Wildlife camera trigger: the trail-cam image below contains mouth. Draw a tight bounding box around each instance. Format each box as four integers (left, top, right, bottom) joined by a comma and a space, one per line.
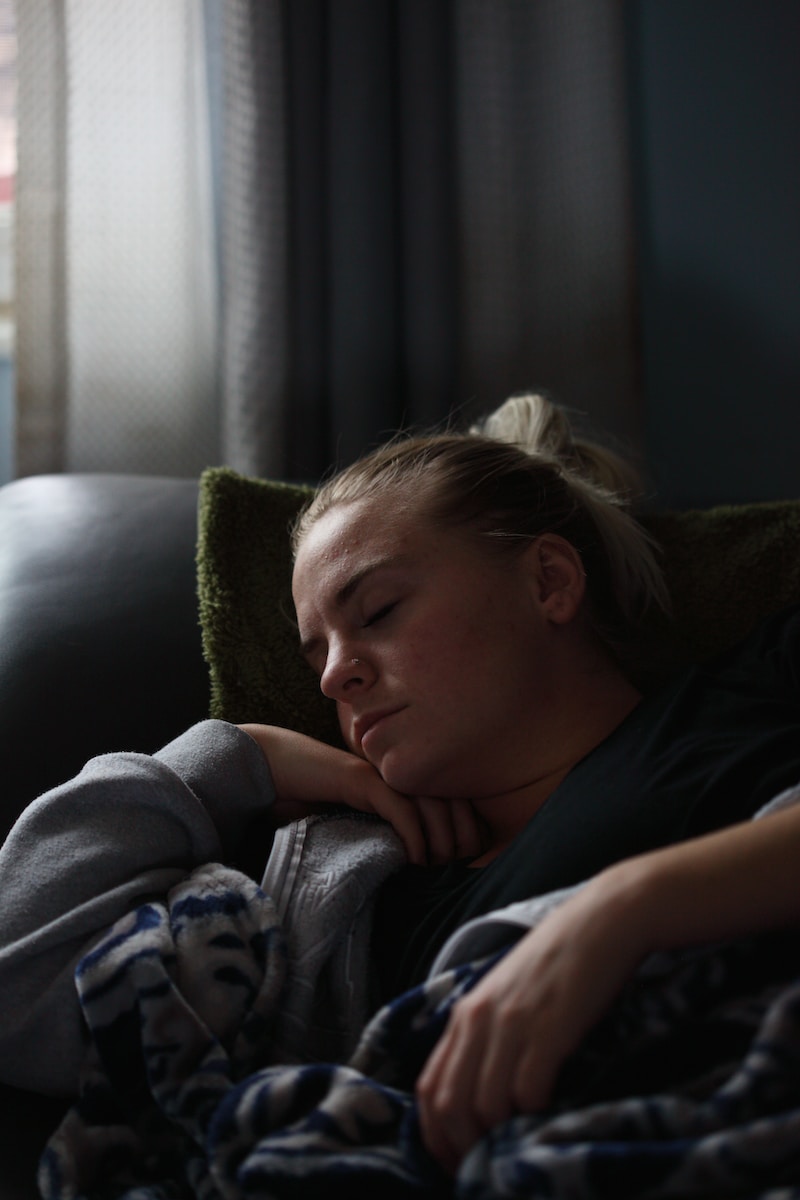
352, 706, 406, 751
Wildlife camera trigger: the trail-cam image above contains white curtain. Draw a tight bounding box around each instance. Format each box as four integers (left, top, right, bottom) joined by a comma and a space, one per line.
15, 0, 218, 477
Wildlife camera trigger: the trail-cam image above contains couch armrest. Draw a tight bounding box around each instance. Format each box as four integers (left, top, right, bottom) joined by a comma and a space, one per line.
0, 474, 210, 842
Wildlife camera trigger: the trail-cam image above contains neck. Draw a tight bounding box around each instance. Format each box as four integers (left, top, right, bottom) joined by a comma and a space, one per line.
470, 665, 641, 866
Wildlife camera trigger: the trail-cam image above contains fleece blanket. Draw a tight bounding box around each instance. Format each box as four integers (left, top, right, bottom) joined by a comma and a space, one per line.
38, 863, 800, 1200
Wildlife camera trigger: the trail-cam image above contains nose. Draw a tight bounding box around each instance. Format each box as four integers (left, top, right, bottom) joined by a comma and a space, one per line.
319, 647, 371, 701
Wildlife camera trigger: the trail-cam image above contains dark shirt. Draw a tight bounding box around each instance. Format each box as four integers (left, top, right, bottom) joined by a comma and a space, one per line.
373, 604, 800, 1000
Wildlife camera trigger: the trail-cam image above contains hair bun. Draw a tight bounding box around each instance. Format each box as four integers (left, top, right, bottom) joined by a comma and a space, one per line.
472, 390, 643, 502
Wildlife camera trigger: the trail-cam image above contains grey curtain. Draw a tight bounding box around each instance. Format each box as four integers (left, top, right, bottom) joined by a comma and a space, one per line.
217, 0, 640, 483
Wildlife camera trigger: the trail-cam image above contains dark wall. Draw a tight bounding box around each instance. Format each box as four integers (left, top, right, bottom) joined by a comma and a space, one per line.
626, 0, 800, 509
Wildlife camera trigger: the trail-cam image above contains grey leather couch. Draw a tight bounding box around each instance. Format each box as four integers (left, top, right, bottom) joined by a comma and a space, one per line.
0, 473, 211, 1199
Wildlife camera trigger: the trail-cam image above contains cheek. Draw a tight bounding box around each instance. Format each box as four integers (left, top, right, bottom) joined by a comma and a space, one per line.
401, 599, 505, 692
337, 706, 354, 749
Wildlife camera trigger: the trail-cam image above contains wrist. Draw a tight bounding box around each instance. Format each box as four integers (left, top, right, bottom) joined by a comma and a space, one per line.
586, 855, 668, 961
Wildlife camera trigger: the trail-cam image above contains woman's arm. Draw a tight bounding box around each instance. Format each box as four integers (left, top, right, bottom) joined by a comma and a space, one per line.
416, 795, 800, 1173
0, 715, 482, 1097
0, 719, 275, 1096
239, 723, 486, 866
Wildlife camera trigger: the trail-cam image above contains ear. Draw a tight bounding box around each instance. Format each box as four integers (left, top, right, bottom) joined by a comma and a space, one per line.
524, 535, 587, 625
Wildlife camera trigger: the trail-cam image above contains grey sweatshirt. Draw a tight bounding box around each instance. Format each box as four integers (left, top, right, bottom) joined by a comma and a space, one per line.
0, 719, 416, 1097
0, 721, 280, 1094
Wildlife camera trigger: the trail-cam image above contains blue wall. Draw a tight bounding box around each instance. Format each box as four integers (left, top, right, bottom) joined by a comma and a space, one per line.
626, 0, 800, 508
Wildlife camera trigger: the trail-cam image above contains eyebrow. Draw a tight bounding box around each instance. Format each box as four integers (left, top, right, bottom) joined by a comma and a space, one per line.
298, 554, 406, 661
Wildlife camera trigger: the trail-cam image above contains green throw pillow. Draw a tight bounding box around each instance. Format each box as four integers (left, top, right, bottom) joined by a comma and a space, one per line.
197, 467, 343, 746
197, 466, 800, 742
643, 502, 800, 663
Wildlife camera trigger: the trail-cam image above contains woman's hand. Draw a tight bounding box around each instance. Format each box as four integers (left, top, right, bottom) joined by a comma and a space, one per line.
416, 863, 651, 1172
416, 799, 800, 1172
238, 723, 486, 866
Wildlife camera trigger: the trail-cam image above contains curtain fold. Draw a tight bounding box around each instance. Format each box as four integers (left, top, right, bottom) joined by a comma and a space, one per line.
218, 0, 289, 478
14, 0, 641, 483
218, 0, 641, 482
453, 0, 641, 449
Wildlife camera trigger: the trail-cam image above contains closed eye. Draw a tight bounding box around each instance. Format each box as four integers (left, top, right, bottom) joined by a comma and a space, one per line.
363, 601, 396, 628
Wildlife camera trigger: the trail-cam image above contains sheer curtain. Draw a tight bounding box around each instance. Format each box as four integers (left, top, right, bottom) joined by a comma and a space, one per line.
14, 0, 640, 483
15, 0, 218, 477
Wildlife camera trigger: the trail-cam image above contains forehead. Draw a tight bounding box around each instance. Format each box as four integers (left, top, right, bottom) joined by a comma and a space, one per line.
292, 497, 422, 605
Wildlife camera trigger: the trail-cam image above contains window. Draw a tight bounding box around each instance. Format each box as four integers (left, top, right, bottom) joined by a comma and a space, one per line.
0, 0, 15, 484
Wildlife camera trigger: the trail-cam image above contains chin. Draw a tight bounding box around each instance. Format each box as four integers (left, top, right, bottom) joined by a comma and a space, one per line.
374, 752, 461, 801
372, 752, 430, 797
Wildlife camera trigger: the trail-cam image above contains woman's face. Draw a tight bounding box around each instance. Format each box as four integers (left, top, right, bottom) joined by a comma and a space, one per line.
292, 495, 575, 801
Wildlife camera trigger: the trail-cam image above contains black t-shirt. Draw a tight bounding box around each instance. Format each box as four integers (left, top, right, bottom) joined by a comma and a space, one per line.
373, 603, 800, 1000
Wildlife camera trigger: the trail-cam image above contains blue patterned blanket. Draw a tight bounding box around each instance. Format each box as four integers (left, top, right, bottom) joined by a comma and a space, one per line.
38, 863, 800, 1199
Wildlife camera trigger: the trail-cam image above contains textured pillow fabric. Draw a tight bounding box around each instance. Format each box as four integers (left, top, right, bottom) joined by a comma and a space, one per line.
644, 501, 800, 663
197, 467, 343, 747
197, 466, 800, 743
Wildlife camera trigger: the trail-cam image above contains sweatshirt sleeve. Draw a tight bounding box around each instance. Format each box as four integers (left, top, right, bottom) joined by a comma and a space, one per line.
0, 719, 275, 1097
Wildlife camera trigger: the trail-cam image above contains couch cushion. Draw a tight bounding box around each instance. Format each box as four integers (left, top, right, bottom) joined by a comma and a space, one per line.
646, 502, 800, 662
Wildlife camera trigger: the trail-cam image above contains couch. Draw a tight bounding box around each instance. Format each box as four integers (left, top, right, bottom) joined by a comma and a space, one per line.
0, 473, 210, 1200
3, 469, 800, 1199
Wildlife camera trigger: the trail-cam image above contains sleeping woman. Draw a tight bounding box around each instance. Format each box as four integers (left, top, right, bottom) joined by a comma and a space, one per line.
2, 391, 800, 1177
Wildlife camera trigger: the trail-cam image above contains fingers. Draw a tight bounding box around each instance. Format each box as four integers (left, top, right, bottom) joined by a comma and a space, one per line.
416, 884, 647, 1174
448, 797, 487, 860
413, 798, 460, 865
417, 1007, 488, 1172
239, 723, 487, 867
364, 789, 428, 865
417, 983, 537, 1174
367, 794, 484, 867
364, 791, 487, 867
413, 797, 487, 865
417, 922, 572, 1171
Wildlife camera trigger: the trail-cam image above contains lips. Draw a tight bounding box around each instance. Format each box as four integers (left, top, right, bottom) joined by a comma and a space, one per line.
352, 706, 405, 750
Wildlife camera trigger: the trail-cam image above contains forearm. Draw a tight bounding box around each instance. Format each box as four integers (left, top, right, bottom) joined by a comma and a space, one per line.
237, 723, 486, 865
417, 788, 800, 1169
596, 792, 800, 960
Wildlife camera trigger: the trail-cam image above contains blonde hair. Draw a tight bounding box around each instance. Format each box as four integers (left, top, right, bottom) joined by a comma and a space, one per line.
292, 392, 669, 666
